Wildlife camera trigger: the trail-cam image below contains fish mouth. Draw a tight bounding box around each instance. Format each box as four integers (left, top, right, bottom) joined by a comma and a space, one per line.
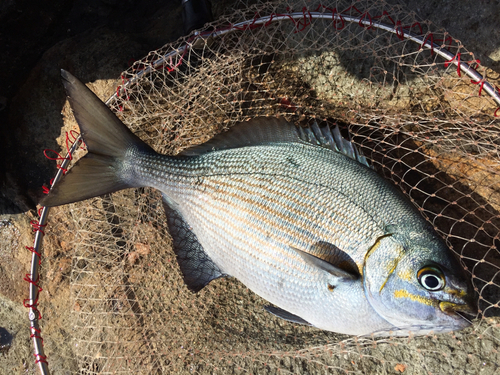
439, 301, 477, 317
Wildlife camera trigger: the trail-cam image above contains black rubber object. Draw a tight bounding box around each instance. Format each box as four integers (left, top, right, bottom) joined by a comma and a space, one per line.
182, 0, 214, 34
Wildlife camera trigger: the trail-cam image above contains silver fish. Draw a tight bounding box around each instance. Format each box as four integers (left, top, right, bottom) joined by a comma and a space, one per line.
41, 70, 477, 336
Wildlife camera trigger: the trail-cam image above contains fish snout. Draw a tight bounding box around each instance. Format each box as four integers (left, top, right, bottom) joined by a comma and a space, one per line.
438, 298, 477, 317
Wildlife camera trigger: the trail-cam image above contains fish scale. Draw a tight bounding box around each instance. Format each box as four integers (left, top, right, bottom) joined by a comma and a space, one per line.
41, 70, 477, 336
127, 143, 420, 334
135, 145, 389, 262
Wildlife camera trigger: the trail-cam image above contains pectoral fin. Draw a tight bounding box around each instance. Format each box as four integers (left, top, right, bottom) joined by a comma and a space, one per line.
291, 242, 360, 281
264, 306, 311, 326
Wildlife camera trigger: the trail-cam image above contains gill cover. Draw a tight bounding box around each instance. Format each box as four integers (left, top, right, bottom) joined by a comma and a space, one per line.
362, 230, 411, 327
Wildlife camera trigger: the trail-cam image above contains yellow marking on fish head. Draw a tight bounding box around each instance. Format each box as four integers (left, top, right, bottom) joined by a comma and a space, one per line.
378, 250, 404, 294
397, 269, 413, 283
446, 288, 467, 298
393, 289, 435, 307
362, 233, 393, 277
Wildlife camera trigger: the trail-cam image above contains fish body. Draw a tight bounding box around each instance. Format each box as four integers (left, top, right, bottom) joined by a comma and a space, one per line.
41, 70, 476, 336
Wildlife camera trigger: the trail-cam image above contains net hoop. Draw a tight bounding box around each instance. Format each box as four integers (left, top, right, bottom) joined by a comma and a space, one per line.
27, 8, 500, 375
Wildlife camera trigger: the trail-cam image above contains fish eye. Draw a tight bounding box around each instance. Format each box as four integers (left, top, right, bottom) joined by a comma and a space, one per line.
417, 267, 445, 291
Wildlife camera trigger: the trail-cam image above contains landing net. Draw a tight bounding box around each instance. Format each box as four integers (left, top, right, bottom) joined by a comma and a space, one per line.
28, 0, 500, 374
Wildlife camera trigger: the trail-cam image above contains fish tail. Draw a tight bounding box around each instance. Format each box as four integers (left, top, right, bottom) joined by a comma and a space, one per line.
40, 70, 154, 207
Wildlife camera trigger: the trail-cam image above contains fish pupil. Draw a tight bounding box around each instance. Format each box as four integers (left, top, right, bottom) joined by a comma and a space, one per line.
423, 274, 440, 289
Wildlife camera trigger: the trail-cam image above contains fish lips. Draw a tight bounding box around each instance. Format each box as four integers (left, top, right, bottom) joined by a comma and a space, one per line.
437, 296, 477, 331
439, 300, 477, 317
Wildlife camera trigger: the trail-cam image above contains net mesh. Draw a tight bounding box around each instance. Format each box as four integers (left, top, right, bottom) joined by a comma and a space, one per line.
38, 0, 500, 373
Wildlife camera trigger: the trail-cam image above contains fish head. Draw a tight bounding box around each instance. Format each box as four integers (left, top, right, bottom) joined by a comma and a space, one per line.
362, 225, 477, 335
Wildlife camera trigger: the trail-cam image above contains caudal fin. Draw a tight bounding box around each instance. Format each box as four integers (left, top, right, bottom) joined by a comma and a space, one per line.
40, 70, 153, 207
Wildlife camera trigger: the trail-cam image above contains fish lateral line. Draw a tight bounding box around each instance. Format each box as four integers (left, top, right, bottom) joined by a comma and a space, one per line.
162, 166, 384, 227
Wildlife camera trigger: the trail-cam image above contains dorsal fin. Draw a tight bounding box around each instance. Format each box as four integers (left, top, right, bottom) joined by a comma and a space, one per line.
180, 117, 372, 169
180, 117, 300, 156
297, 121, 372, 168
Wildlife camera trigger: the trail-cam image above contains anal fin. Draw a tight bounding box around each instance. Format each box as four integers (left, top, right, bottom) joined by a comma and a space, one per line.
264, 306, 311, 326
162, 194, 225, 292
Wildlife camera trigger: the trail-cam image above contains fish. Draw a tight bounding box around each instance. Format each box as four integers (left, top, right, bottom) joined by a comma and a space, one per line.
41, 70, 477, 336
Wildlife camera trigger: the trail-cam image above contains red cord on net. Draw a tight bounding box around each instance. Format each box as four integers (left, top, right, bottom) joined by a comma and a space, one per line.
443, 54, 497, 114
264, 13, 277, 27
116, 74, 131, 112
141, 44, 188, 73
444, 52, 462, 77
435, 35, 453, 51
294, 7, 313, 32
396, 21, 422, 40
44, 130, 82, 163
468, 59, 481, 69
230, 9, 301, 33
276, 8, 307, 33
26, 246, 42, 265
262, 10, 305, 33
373, 10, 396, 25
30, 327, 44, 344
30, 131, 78, 367
68, 129, 86, 150
134, 4, 428, 72
369, 11, 423, 40
34, 354, 48, 365
43, 149, 70, 162
421, 33, 436, 54
232, 6, 316, 34
422, 33, 452, 54
166, 46, 188, 72
469, 61, 487, 96
341, 5, 375, 30
42, 130, 83, 194
23, 274, 43, 320
129, 52, 157, 73
30, 328, 48, 365
471, 78, 486, 96
315, 5, 345, 30
30, 220, 47, 236
494, 86, 500, 117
